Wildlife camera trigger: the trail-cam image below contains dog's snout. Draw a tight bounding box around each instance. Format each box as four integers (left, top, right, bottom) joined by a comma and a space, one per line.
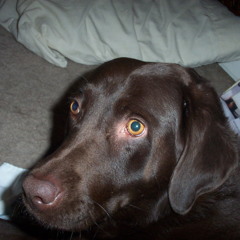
23, 174, 62, 209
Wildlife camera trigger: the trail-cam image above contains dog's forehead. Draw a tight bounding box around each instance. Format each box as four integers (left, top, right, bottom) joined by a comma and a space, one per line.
119, 68, 184, 116
84, 61, 188, 124
78, 59, 192, 122
85, 58, 146, 89
110, 62, 187, 101
87, 59, 190, 94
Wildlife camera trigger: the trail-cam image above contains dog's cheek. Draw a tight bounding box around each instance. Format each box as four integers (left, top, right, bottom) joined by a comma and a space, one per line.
88, 179, 133, 221
105, 194, 131, 213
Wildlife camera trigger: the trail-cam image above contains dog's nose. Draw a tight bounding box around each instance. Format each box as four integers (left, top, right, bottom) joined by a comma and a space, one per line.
23, 174, 62, 209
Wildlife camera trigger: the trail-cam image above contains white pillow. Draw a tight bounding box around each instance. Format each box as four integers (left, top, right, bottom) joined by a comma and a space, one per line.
0, 0, 240, 67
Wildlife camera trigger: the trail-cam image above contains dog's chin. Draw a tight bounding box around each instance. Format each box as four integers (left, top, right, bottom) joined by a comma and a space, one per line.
22, 198, 96, 232
26, 208, 95, 232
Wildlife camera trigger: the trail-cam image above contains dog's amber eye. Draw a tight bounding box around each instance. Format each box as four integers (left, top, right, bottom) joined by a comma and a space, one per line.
70, 100, 80, 115
127, 120, 145, 136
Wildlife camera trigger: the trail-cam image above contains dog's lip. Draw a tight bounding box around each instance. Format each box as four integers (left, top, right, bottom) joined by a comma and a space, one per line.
22, 192, 96, 231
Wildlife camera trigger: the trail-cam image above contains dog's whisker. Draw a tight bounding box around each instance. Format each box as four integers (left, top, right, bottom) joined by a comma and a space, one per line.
11, 201, 21, 218
92, 226, 100, 240
128, 204, 146, 212
88, 210, 107, 235
69, 230, 74, 240
11, 206, 18, 218
92, 200, 112, 221
154, 175, 161, 191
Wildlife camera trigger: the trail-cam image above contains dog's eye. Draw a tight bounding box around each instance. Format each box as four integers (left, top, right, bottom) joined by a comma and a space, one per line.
70, 100, 80, 115
127, 120, 145, 136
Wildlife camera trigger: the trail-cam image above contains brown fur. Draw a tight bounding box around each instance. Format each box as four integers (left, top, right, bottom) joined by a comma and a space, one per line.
22, 58, 240, 240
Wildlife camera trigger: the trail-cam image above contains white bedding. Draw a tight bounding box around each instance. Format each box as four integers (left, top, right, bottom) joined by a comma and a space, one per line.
0, 0, 240, 67
220, 60, 240, 81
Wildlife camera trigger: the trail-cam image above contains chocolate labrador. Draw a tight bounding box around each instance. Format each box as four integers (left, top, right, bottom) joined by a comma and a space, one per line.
21, 58, 240, 240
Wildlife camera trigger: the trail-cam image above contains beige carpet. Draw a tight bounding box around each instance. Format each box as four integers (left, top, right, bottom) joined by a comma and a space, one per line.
0, 26, 235, 169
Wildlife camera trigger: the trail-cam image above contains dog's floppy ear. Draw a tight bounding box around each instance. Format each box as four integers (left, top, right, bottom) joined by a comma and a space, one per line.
169, 69, 238, 215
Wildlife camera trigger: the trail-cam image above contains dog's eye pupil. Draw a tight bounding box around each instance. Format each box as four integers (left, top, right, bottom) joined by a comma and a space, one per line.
131, 121, 140, 131
70, 100, 80, 114
127, 120, 145, 136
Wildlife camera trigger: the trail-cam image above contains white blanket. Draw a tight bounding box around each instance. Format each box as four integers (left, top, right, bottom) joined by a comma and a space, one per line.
0, 0, 240, 67
0, 163, 26, 220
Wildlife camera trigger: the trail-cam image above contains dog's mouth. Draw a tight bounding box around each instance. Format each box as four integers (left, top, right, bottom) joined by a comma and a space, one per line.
21, 172, 97, 231
22, 192, 101, 232
22, 191, 132, 236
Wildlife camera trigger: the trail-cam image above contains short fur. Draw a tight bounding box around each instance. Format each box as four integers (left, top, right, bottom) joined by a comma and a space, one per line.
22, 58, 240, 240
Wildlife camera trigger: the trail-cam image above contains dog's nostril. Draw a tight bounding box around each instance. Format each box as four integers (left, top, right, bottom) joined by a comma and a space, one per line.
34, 196, 46, 205
23, 174, 62, 207
32, 180, 60, 205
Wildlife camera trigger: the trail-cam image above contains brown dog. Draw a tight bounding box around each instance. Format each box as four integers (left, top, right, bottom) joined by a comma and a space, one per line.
22, 58, 240, 240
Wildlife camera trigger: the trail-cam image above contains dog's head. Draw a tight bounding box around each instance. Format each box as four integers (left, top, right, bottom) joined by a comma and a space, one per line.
22, 58, 238, 232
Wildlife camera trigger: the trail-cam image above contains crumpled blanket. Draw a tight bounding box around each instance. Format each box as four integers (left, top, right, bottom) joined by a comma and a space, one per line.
0, 0, 240, 67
